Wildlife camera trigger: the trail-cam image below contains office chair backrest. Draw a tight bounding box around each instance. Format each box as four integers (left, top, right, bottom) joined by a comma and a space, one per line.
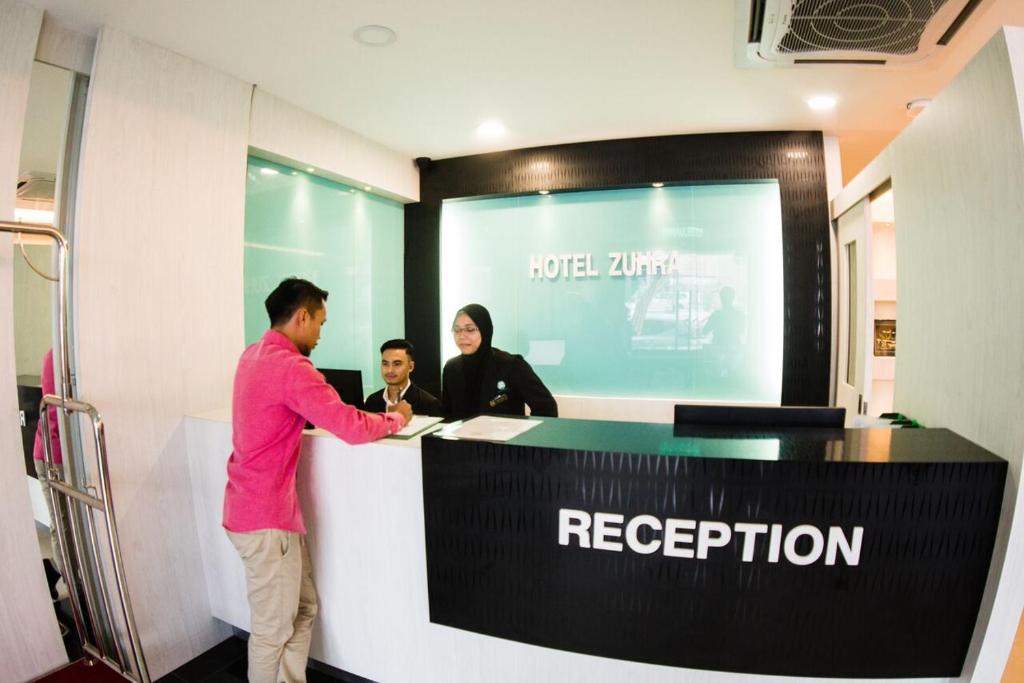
674, 404, 845, 428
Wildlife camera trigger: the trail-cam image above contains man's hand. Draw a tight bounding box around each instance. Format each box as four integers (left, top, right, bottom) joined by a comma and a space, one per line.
390, 400, 413, 426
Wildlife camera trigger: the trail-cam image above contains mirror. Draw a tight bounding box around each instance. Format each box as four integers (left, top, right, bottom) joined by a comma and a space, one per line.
13, 58, 81, 655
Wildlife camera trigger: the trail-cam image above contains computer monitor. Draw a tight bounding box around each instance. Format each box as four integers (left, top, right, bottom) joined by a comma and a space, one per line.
320, 368, 365, 410
674, 404, 845, 428
306, 369, 365, 429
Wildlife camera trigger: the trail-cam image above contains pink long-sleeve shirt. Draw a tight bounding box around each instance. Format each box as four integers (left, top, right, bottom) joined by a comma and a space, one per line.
222, 329, 404, 534
33, 348, 63, 465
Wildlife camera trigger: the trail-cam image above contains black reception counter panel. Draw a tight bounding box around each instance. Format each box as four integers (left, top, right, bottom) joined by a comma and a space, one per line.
422, 418, 1006, 678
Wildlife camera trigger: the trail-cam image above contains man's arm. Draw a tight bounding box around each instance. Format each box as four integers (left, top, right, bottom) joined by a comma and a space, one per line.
287, 361, 406, 443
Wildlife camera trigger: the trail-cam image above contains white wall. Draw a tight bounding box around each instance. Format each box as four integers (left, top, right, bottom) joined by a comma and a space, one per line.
34, 14, 95, 75
0, 1, 69, 680
72, 26, 252, 678
249, 88, 419, 202
846, 27, 1024, 682
49, 21, 424, 676
823, 135, 842, 202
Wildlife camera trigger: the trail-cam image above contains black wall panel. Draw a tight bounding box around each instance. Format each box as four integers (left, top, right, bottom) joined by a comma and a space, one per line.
405, 132, 831, 403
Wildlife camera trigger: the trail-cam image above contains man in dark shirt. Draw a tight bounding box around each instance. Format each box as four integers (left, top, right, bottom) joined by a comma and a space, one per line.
365, 339, 442, 416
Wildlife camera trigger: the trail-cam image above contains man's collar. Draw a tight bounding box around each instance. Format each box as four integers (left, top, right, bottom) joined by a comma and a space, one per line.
383, 379, 412, 405
263, 328, 298, 353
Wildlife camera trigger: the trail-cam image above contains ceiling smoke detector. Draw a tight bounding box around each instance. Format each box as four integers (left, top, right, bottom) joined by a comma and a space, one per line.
906, 97, 933, 117
353, 25, 397, 47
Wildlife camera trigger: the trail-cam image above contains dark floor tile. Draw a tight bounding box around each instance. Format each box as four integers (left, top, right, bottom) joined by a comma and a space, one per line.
193, 672, 245, 683
308, 661, 373, 683
153, 674, 186, 683
159, 636, 246, 682
222, 656, 248, 680
157, 632, 371, 683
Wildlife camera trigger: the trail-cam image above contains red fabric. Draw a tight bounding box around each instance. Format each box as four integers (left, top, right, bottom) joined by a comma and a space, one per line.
32, 348, 62, 465
33, 658, 128, 683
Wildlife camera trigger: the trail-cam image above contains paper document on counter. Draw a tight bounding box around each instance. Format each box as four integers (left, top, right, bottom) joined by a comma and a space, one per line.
388, 415, 445, 439
448, 415, 543, 442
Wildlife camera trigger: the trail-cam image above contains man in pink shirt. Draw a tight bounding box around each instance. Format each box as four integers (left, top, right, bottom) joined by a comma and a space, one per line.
223, 278, 411, 683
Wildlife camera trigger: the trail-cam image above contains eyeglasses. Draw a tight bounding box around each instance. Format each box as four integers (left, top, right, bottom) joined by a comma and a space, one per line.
452, 325, 479, 335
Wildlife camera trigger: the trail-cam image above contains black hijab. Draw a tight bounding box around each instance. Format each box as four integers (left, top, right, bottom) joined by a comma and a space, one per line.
456, 304, 493, 410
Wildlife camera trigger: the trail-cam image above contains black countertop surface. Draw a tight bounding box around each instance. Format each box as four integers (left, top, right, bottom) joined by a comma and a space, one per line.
428, 416, 1004, 464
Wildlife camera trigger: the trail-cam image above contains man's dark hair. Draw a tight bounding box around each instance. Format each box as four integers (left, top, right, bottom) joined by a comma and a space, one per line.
380, 338, 415, 361
265, 278, 329, 327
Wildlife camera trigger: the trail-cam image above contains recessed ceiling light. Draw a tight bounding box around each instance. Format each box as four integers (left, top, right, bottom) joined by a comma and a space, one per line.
476, 120, 507, 138
259, 167, 279, 176
353, 25, 397, 47
306, 167, 315, 173
538, 190, 550, 195
806, 95, 837, 111
652, 182, 664, 188
14, 207, 54, 224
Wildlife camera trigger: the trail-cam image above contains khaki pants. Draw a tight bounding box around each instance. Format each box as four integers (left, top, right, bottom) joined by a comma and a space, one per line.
227, 529, 318, 683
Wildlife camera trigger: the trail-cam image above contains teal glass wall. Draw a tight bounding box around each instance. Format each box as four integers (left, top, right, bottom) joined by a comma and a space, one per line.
440, 183, 784, 402
244, 156, 404, 397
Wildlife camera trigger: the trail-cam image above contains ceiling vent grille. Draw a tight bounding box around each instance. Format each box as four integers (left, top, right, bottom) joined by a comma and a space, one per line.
736, 0, 988, 67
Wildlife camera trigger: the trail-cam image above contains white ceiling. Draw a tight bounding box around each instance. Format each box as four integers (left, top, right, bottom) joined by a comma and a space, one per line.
23, 0, 1024, 182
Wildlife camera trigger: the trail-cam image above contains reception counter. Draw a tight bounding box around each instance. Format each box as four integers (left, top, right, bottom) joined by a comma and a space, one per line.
185, 411, 1005, 682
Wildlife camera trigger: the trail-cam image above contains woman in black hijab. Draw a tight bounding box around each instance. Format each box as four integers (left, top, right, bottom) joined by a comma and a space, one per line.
441, 304, 558, 420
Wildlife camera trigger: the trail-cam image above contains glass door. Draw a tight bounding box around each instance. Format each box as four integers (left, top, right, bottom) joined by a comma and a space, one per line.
836, 198, 872, 421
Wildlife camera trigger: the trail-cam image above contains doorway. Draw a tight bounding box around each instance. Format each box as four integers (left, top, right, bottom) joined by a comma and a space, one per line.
834, 182, 898, 422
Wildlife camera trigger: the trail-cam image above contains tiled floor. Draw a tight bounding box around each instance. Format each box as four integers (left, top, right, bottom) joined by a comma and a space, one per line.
156, 635, 370, 683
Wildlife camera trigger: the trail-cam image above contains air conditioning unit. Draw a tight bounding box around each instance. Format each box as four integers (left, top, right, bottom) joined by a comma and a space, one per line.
16, 171, 55, 202
736, 0, 990, 67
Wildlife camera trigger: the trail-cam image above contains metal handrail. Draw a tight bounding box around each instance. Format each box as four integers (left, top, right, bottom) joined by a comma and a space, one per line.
41, 395, 147, 681
2, 222, 71, 399
3, 220, 150, 682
